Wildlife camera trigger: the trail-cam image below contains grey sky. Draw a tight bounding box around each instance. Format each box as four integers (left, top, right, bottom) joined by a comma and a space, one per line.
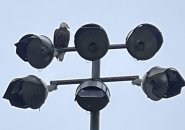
1, 0, 185, 130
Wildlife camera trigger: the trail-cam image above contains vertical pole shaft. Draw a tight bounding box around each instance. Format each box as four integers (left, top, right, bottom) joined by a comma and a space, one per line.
90, 59, 100, 130
92, 60, 100, 79
90, 111, 100, 130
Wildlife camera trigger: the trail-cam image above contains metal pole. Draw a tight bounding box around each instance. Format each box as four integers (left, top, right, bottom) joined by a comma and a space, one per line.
90, 111, 100, 130
50, 75, 139, 85
90, 60, 100, 130
92, 60, 100, 79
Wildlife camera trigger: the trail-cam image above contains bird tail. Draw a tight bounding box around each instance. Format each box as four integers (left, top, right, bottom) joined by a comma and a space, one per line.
57, 53, 65, 61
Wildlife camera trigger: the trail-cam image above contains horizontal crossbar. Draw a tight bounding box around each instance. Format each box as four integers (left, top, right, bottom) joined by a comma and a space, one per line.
50, 75, 139, 86
58, 44, 127, 53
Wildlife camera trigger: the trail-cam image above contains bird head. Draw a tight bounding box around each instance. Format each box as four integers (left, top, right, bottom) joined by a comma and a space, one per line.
60, 22, 70, 29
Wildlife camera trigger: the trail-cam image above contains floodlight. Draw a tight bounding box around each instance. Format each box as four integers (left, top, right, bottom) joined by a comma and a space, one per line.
126, 23, 163, 60
15, 34, 54, 69
75, 23, 109, 61
3, 75, 48, 109
75, 80, 110, 111
142, 67, 185, 101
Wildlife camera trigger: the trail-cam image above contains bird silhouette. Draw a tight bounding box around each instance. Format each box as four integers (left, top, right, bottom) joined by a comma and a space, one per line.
54, 22, 70, 61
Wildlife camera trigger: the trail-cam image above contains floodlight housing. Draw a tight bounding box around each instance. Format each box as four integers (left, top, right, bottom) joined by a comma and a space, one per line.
142, 67, 185, 101
126, 23, 163, 60
3, 75, 48, 109
75, 23, 109, 61
75, 80, 110, 111
15, 34, 54, 69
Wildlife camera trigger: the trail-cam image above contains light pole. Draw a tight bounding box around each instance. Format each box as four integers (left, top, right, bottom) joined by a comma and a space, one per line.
91, 60, 100, 130
3, 23, 185, 130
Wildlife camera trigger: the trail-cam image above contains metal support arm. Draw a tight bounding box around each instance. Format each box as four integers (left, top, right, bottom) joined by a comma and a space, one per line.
50, 75, 139, 86
57, 44, 127, 53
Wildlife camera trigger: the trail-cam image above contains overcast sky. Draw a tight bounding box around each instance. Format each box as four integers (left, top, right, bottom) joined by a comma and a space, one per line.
1, 0, 185, 130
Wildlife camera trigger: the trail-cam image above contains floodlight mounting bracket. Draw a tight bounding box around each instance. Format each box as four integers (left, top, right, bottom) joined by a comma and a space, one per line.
47, 84, 58, 92
132, 78, 142, 86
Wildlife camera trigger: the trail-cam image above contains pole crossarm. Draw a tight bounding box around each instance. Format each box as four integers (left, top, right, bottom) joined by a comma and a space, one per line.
50, 75, 139, 86
57, 44, 127, 53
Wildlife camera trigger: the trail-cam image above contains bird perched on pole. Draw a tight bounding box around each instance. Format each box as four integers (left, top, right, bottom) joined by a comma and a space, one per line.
54, 22, 70, 61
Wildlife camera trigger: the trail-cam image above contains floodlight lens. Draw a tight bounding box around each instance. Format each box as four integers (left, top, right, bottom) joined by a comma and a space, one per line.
126, 23, 163, 60
75, 23, 109, 61
75, 80, 110, 111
